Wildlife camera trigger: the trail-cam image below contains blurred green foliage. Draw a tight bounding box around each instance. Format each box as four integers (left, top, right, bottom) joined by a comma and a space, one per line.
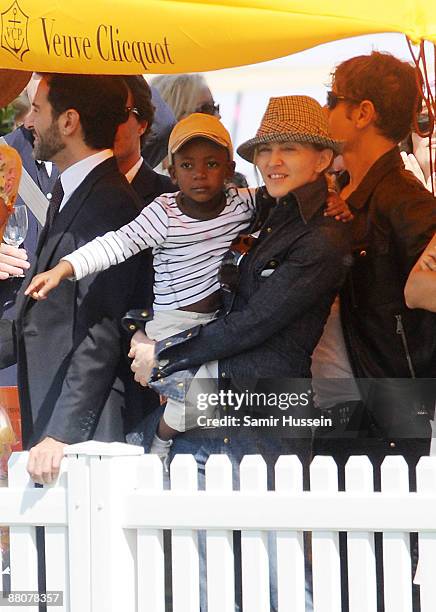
0, 104, 16, 137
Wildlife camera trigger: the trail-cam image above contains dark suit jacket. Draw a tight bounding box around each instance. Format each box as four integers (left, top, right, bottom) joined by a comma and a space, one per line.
118, 160, 177, 434
10, 157, 147, 448
131, 159, 175, 207
0, 126, 59, 385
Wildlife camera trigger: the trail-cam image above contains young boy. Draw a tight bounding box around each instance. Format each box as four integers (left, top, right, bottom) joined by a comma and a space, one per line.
25, 113, 257, 452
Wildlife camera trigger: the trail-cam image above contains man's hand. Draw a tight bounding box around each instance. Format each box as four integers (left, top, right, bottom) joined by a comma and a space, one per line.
419, 246, 436, 271
25, 260, 74, 300
128, 329, 156, 386
324, 191, 354, 223
27, 437, 66, 485
0, 244, 30, 280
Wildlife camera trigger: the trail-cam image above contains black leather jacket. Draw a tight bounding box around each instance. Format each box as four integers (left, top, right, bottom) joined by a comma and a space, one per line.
340, 147, 436, 380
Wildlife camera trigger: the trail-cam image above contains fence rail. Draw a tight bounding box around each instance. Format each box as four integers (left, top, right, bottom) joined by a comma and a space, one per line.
0, 441, 435, 612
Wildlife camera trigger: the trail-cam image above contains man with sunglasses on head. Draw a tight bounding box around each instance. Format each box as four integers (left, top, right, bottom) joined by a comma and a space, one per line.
314, 52, 436, 488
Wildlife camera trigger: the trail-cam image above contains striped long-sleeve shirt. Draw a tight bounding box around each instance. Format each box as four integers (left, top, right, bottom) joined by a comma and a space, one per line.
62, 188, 256, 310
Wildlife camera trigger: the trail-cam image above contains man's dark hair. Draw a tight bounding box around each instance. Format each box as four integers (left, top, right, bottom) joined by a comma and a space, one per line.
42, 74, 128, 150
332, 51, 420, 143
123, 76, 155, 148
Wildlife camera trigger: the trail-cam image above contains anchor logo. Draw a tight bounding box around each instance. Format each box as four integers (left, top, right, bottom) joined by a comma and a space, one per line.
1, 0, 30, 61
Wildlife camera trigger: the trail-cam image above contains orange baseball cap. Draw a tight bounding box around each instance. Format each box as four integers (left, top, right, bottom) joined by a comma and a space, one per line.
168, 113, 233, 163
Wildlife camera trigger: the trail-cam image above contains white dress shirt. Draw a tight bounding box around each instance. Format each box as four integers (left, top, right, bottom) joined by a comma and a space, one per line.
124, 157, 143, 184
58, 149, 113, 212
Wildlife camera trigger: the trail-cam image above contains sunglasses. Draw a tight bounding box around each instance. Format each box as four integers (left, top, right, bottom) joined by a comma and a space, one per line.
125, 106, 140, 118
195, 101, 220, 116
219, 233, 257, 293
417, 113, 432, 134
326, 91, 360, 110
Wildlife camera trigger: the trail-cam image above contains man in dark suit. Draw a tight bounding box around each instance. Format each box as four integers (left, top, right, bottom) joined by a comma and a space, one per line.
117, 76, 175, 204
0, 74, 150, 483
109, 75, 177, 435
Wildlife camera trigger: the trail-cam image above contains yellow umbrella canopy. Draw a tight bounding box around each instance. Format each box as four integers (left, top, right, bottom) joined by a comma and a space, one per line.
0, 0, 434, 74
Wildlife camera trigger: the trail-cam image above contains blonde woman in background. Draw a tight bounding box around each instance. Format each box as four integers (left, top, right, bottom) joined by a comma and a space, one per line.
151, 73, 219, 121
151, 74, 219, 172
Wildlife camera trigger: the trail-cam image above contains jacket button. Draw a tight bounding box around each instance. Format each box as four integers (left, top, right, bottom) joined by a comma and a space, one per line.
359, 250, 367, 257
187, 332, 192, 337
389, 441, 396, 448
165, 341, 172, 346
128, 324, 136, 331
141, 311, 148, 318
266, 227, 272, 233
221, 372, 226, 378
223, 437, 229, 444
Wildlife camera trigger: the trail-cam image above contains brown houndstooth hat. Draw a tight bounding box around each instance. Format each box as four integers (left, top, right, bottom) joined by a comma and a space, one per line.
237, 95, 342, 162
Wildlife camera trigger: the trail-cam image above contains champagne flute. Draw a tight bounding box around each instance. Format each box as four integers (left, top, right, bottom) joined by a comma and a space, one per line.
2, 205, 29, 278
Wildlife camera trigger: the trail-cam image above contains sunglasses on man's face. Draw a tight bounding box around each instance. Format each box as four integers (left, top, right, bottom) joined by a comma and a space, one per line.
417, 113, 432, 134
326, 91, 360, 110
195, 101, 220, 116
125, 106, 140, 118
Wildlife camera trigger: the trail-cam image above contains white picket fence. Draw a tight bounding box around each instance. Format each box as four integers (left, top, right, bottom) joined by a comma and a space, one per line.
1, 441, 436, 612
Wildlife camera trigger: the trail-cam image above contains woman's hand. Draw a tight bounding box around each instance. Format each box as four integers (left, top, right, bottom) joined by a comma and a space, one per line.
128, 329, 157, 386
324, 191, 354, 222
25, 260, 74, 300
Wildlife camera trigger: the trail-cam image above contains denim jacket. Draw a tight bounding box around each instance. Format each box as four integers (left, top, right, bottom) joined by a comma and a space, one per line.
151, 175, 351, 394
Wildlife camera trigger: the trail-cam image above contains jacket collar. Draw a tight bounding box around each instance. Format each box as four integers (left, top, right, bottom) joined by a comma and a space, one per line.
280, 174, 328, 224
131, 159, 159, 200
341, 146, 404, 210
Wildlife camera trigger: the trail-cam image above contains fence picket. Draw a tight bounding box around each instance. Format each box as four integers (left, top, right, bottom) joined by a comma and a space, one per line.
310, 455, 341, 612
274, 455, 305, 612
240, 455, 270, 612
381, 456, 413, 612
415, 457, 436, 612
205, 454, 235, 612
44, 464, 69, 612
0, 463, 8, 596
136, 455, 165, 612
67, 441, 143, 612
65, 452, 91, 612
0, 530, 5, 595
7, 452, 38, 612
345, 456, 377, 612
170, 454, 200, 612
